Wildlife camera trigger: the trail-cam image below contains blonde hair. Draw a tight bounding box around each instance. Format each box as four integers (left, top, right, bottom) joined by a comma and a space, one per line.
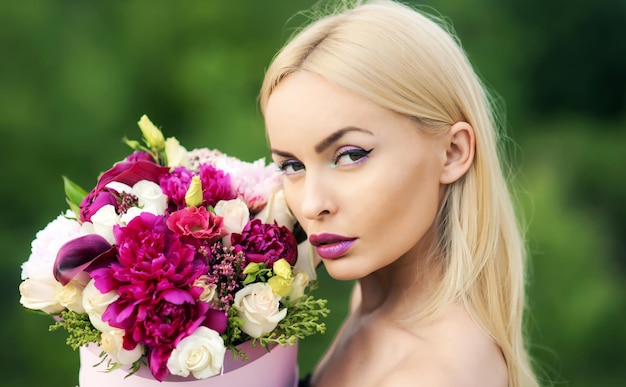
260, 1, 538, 386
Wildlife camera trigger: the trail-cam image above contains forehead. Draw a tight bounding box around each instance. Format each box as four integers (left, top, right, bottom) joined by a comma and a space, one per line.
264, 72, 398, 143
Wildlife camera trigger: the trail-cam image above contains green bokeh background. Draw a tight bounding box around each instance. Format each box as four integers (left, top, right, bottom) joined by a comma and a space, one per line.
2, 1, 624, 386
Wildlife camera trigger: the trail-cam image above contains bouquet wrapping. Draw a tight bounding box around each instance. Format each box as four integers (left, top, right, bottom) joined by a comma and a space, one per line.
18, 115, 328, 385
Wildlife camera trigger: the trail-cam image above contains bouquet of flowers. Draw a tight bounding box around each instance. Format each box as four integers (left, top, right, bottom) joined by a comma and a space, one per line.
18, 115, 328, 382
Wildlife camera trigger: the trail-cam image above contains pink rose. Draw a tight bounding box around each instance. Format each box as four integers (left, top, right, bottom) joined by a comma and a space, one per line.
167, 206, 227, 243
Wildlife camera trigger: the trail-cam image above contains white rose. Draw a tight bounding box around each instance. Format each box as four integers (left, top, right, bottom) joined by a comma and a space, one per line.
192, 275, 217, 303
82, 279, 119, 332
101, 327, 144, 365
233, 283, 287, 338
214, 199, 250, 246
90, 204, 120, 243
165, 137, 189, 168
19, 276, 65, 314
167, 326, 226, 379
133, 180, 167, 215
255, 189, 296, 230
287, 272, 310, 302
56, 278, 88, 313
119, 206, 143, 225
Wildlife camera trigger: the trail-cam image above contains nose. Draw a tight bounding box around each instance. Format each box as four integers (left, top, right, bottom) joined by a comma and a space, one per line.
298, 172, 337, 221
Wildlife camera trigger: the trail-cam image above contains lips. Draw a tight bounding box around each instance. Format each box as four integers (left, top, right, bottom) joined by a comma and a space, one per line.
309, 233, 356, 260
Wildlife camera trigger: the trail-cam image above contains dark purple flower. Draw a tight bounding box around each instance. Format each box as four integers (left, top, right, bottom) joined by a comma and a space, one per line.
231, 218, 297, 267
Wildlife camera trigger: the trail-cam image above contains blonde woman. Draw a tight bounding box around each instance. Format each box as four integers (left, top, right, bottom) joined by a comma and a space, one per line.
260, 0, 539, 386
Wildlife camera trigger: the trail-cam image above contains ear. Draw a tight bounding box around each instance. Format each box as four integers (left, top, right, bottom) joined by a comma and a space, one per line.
440, 121, 475, 184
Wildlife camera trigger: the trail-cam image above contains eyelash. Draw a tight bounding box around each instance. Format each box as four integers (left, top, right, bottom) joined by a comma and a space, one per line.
276, 147, 373, 176
333, 147, 373, 167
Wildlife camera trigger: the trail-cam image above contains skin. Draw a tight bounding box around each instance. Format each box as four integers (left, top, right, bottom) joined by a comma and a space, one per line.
264, 71, 506, 386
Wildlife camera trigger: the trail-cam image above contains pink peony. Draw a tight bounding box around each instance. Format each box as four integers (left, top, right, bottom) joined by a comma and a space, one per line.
231, 218, 297, 267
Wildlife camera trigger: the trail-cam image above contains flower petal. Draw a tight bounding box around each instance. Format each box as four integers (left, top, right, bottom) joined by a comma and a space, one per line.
53, 234, 113, 285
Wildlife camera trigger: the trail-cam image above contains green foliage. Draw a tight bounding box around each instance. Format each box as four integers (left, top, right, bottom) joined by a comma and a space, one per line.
49, 311, 101, 350
257, 295, 329, 348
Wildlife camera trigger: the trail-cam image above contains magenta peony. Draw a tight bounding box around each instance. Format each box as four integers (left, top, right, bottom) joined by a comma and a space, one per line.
231, 218, 297, 267
89, 212, 226, 381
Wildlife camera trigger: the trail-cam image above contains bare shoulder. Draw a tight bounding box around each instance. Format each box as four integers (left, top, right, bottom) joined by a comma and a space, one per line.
379, 304, 508, 387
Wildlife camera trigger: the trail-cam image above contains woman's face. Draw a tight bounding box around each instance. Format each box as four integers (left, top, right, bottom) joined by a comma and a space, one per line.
264, 71, 449, 280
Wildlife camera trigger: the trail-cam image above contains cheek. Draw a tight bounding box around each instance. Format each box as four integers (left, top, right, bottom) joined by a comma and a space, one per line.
356, 161, 442, 244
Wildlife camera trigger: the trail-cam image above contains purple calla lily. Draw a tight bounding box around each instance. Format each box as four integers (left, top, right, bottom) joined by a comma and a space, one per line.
53, 234, 115, 285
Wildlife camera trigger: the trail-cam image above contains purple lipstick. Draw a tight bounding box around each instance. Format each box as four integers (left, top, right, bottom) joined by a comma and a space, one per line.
309, 233, 356, 260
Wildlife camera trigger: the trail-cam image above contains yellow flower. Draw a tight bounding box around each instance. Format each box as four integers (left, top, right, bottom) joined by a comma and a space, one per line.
273, 258, 292, 279
268, 275, 293, 297
137, 114, 165, 151
185, 176, 203, 207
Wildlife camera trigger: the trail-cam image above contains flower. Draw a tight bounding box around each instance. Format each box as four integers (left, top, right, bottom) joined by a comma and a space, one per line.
18, 115, 328, 382
233, 282, 287, 338
101, 327, 145, 365
19, 276, 65, 314
138, 114, 165, 151
231, 218, 298, 267
255, 189, 296, 230
82, 279, 119, 332
167, 326, 226, 379
214, 198, 250, 236
167, 206, 226, 242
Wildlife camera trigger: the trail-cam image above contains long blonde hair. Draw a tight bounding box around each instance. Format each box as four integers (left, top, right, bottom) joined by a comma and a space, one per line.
260, 1, 538, 386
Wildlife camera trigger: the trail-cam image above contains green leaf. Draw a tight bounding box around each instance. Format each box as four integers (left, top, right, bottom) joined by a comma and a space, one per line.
62, 176, 88, 209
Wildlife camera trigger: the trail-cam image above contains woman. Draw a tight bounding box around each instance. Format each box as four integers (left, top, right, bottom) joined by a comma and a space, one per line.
260, 0, 539, 386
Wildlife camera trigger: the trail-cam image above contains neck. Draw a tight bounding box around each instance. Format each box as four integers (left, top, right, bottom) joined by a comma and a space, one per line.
357, 233, 442, 319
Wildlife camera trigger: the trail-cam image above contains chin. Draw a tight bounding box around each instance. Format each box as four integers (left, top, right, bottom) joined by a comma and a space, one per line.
322, 260, 367, 281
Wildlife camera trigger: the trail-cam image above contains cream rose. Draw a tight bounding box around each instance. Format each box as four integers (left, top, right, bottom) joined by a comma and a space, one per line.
233, 282, 287, 338
101, 327, 144, 365
90, 204, 120, 243
133, 180, 168, 214
56, 278, 88, 313
167, 326, 226, 379
82, 279, 119, 332
19, 276, 65, 314
254, 189, 296, 230
192, 275, 217, 303
214, 198, 250, 246
287, 272, 310, 302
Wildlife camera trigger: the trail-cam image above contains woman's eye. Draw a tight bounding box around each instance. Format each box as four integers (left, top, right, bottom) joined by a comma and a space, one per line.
277, 160, 306, 176
333, 147, 373, 167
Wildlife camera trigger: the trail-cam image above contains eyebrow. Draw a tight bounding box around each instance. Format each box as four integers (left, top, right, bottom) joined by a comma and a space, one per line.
271, 126, 373, 158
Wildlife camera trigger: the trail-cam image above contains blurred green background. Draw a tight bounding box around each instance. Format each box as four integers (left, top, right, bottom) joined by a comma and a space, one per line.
1, 0, 624, 386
